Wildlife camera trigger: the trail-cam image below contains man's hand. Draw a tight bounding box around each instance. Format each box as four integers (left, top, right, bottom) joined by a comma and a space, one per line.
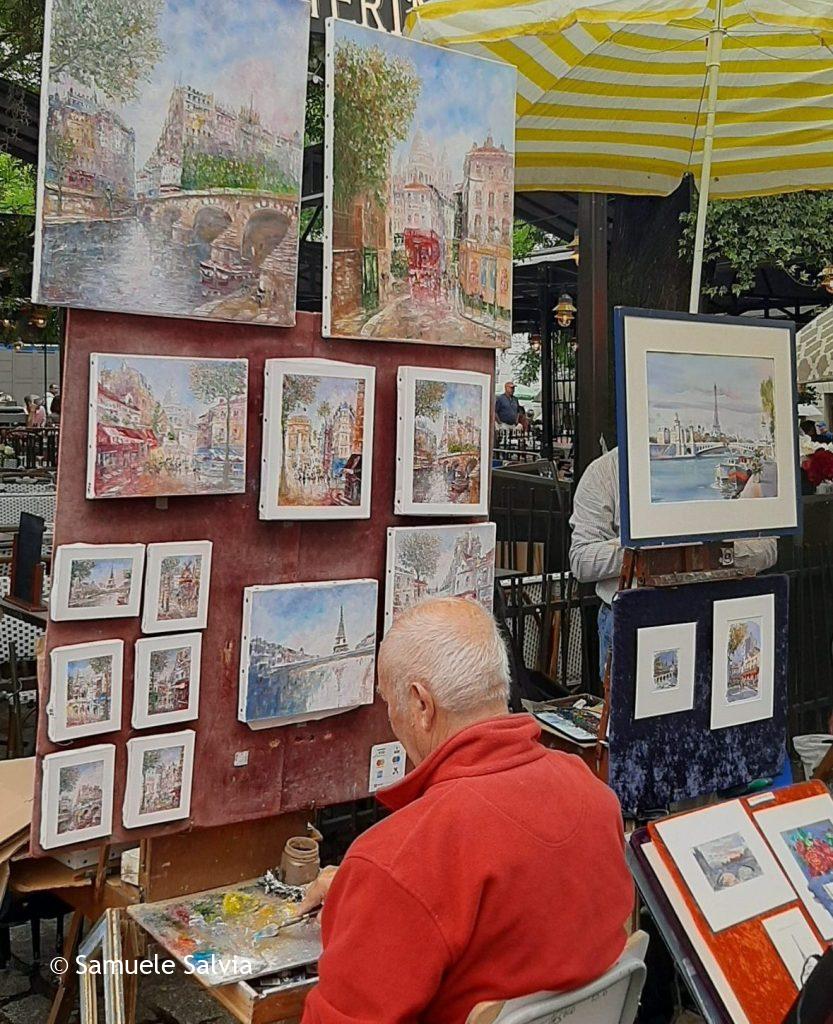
298, 865, 338, 914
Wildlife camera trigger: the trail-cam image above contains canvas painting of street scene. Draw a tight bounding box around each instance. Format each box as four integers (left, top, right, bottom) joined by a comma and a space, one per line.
139, 745, 185, 815
65, 654, 115, 728
124, 731, 194, 827
134, 634, 200, 728
36, 0, 308, 325
646, 353, 777, 504
88, 354, 248, 499
157, 555, 202, 622
385, 523, 496, 631
782, 820, 833, 917
693, 832, 765, 892
260, 361, 375, 520
726, 618, 762, 703
325, 21, 515, 347
652, 650, 679, 691
49, 640, 123, 741
56, 760, 104, 836
149, 646, 193, 716
51, 542, 146, 621
240, 579, 378, 728
68, 557, 133, 608
143, 541, 211, 633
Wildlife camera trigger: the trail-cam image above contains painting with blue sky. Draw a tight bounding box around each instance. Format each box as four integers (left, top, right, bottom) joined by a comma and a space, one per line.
327, 20, 516, 347
412, 378, 484, 505
240, 580, 378, 727
38, 0, 309, 325
646, 352, 778, 503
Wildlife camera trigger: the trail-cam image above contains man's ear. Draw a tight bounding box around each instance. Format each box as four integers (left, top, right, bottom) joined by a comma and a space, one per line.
411, 680, 436, 727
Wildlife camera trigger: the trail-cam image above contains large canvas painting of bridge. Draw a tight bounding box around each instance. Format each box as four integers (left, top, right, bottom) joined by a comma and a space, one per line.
324, 21, 516, 348
646, 353, 777, 504
239, 579, 378, 729
35, 0, 308, 326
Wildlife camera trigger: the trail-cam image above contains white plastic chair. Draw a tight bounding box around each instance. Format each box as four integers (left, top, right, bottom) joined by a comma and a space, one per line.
466, 930, 649, 1024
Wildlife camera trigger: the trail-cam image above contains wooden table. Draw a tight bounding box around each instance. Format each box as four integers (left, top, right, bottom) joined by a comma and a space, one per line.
0, 595, 48, 628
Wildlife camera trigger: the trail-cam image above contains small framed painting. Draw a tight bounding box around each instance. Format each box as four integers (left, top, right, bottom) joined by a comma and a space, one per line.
87, 354, 248, 500
142, 541, 212, 634
653, 801, 794, 932
47, 640, 124, 742
633, 621, 697, 720
615, 308, 800, 548
711, 593, 775, 730
384, 523, 496, 632
50, 543, 145, 621
240, 578, 378, 728
40, 745, 115, 850
259, 358, 375, 520
395, 367, 491, 516
123, 730, 195, 829
132, 633, 202, 729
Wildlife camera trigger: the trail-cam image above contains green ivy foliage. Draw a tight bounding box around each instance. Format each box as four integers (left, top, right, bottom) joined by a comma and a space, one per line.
0, 154, 35, 215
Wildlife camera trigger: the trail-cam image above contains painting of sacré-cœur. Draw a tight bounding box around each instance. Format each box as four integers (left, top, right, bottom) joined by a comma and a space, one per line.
326, 22, 515, 347
647, 353, 777, 504
89, 355, 247, 499
241, 579, 378, 728
36, 0, 308, 325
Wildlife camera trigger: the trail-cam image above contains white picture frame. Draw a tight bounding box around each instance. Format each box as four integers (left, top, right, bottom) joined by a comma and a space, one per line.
141, 541, 212, 634
384, 522, 496, 633
710, 593, 775, 730
123, 730, 196, 830
259, 358, 375, 520
50, 543, 145, 621
653, 801, 794, 932
40, 744, 115, 850
762, 908, 825, 988
47, 640, 124, 742
395, 366, 491, 516
634, 621, 697, 720
753, 792, 833, 940
132, 633, 202, 730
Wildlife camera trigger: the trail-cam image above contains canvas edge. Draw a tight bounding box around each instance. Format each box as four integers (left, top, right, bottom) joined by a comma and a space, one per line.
30, 0, 54, 306
322, 20, 335, 338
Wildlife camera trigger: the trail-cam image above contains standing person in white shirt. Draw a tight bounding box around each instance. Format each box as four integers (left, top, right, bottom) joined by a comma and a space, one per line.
568, 447, 778, 681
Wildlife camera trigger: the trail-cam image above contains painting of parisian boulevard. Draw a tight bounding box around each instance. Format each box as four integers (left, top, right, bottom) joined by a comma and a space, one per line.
647, 353, 777, 503
36, 0, 308, 325
327, 22, 516, 347
242, 580, 377, 726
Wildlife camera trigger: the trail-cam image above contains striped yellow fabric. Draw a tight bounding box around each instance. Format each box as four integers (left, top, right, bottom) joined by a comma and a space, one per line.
406, 0, 833, 197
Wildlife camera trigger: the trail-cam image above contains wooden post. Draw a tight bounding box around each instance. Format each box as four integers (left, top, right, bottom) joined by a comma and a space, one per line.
538, 263, 554, 461
576, 193, 610, 475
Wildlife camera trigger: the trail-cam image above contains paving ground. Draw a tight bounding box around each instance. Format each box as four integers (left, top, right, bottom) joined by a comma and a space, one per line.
0, 917, 236, 1024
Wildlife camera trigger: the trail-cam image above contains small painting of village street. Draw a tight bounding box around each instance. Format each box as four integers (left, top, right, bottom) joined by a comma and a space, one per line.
412, 378, 485, 506
326, 22, 515, 347
241, 580, 377, 727
156, 555, 202, 623
147, 645, 194, 716
139, 744, 186, 816
277, 373, 367, 510
89, 354, 248, 499
36, 0, 308, 325
386, 524, 496, 631
68, 557, 133, 609
57, 760, 104, 835
65, 653, 115, 728
726, 618, 762, 703
646, 353, 778, 504
652, 649, 679, 692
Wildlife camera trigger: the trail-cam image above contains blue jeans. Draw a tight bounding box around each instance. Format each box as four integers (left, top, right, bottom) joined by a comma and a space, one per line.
598, 603, 613, 684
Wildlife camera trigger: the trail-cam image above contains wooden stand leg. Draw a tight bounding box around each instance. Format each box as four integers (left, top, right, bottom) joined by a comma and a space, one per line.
45, 909, 84, 1024
121, 915, 140, 1024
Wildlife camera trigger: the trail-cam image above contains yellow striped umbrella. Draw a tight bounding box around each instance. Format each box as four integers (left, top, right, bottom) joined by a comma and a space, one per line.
406, 0, 833, 310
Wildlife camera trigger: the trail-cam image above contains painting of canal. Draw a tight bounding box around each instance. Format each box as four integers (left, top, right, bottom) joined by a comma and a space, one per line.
646, 353, 777, 504
89, 355, 248, 499
35, 0, 308, 325
726, 618, 762, 703
240, 579, 378, 728
260, 360, 375, 520
57, 760, 104, 836
385, 523, 496, 632
325, 21, 515, 347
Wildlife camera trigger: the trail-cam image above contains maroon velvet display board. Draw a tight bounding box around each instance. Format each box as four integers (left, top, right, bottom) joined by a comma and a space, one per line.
32, 309, 493, 854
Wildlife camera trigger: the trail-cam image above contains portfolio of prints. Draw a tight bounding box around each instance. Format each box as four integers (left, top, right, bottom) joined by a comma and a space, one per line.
36, 0, 310, 326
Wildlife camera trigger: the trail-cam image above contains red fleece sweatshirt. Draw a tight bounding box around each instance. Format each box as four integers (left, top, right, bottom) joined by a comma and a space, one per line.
301, 715, 633, 1024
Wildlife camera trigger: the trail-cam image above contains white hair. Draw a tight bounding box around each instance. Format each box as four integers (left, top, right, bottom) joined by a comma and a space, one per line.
378, 597, 510, 713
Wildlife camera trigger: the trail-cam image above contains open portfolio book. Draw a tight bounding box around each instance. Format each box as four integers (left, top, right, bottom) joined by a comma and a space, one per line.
633, 781, 833, 1024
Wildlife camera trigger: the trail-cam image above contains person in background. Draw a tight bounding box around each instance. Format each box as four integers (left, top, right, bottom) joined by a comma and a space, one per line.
815, 421, 833, 443
23, 395, 46, 429
569, 447, 778, 681
494, 380, 521, 426
49, 392, 62, 421
801, 418, 820, 443
298, 597, 633, 1024
45, 383, 59, 416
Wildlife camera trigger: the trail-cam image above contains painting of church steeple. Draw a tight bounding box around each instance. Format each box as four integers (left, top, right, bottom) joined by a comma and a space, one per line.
333, 605, 349, 654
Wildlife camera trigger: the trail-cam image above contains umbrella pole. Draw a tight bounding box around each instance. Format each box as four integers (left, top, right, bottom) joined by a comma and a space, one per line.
689, 0, 726, 314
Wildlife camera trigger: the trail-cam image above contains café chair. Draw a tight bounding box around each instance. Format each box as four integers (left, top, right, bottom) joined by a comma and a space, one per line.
465, 930, 649, 1024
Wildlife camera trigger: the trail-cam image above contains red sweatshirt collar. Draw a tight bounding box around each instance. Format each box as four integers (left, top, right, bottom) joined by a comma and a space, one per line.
377, 714, 546, 811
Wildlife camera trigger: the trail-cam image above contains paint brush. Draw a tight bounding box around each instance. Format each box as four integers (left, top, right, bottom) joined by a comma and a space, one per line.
253, 910, 319, 942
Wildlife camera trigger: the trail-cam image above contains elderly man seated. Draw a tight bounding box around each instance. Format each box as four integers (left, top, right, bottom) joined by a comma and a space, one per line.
300, 597, 633, 1024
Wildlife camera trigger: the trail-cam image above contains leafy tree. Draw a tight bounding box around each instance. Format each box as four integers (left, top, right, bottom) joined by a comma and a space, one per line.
512, 219, 556, 261
333, 40, 418, 207
398, 531, 441, 585
0, 154, 35, 214
760, 378, 775, 439
181, 152, 295, 195
727, 623, 748, 657
281, 374, 320, 430
0, 0, 43, 85
46, 128, 75, 213
414, 380, 446, 420
189, 361, 247, 486
50, 0, 165, 104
